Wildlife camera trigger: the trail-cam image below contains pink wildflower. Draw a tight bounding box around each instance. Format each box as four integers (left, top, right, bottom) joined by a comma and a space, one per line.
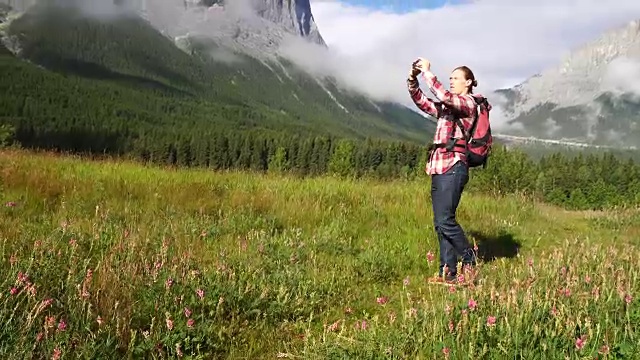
26, 283, 36, 297
625, 294, 633, 305
166, 318, 174, 331
10, 287, 17, 295
187, 318, 195, 328
486, 316, 496, 327
376, 296, 388, 305
57, 319, 67, 332
426, 251, 435, 262
599, 345, 610, 355
196, 289, 204, 300
184, 307, 192, 318
468, 298, 477, 311
52, 348, 62, 360
403, 276, 410, 286
165, 278, 173, 290
45, 316, 56, 329
5, 201, 16, 207
327, 320, 340, 331
575, 336, 586, 350
17, 272, 28, 285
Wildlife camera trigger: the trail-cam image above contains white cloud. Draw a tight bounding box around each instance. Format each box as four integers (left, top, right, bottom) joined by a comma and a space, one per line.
602, 57, 640, 98
279, 0, 640, 129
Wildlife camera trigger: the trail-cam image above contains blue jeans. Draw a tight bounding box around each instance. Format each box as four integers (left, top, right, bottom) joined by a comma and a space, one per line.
431, 161, 476, 277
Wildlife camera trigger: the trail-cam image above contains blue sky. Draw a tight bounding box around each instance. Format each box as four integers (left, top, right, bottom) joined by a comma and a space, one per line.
336, 0, 457, 13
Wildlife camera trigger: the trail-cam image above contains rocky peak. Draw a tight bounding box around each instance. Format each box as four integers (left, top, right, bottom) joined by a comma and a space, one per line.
138, 0, 327, 60
254, 0, 324, 46
502, 18, 640, 118
0, 0, 326, 47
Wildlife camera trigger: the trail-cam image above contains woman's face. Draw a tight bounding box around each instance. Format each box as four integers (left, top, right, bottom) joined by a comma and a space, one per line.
449, 69, 472, 95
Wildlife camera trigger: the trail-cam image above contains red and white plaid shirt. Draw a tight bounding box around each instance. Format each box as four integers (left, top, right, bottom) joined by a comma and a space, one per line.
407, 71, 477, 175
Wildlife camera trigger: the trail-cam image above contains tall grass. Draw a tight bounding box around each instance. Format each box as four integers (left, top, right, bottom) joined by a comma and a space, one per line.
1, 149, 638, 359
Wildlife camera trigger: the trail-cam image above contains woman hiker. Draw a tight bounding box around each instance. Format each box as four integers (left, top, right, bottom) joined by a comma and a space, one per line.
407, 58, 478, 285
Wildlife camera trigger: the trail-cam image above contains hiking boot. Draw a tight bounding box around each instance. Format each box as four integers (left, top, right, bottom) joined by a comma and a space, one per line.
427, 274, 458, 285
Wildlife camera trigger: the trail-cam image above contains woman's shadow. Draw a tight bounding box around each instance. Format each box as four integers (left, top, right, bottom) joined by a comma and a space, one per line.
468, 230, 521, 262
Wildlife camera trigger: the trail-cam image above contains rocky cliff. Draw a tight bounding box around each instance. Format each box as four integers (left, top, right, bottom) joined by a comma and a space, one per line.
119, 0, 323, 61
0, 0, 326, 49
496, 19, 640, 148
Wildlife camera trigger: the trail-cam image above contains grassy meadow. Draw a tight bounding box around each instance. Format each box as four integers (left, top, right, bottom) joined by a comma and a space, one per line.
1, 148, 639, 359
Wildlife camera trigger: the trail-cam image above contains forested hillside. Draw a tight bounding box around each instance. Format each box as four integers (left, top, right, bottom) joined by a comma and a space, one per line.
0, 1, 435, 156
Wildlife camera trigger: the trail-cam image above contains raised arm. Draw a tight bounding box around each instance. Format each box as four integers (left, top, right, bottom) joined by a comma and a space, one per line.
407, 73, 439, 119
421, 70, 475, 117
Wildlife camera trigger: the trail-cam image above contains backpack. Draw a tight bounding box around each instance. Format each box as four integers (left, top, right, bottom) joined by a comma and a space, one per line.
443, 95, 493, 168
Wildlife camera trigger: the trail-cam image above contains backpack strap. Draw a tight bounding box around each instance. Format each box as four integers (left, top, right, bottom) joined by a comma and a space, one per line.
447, 94, 479, 151
429, 95, 480, 152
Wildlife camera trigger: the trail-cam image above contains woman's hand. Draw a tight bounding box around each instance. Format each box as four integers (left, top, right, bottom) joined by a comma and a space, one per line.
414, 57, 431, 73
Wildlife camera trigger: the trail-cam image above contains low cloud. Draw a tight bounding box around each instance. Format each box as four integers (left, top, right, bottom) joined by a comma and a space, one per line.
209, 46, 244, 64
295, 0, 640, 130
601, 56, 640, 98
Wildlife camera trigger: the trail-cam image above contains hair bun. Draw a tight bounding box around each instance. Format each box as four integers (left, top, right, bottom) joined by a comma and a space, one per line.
472, 80, 478, 87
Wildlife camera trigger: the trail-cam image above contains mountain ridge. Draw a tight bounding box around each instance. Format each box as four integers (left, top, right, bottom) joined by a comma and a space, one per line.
495, 18, 640, 148
0, 0, 437, 155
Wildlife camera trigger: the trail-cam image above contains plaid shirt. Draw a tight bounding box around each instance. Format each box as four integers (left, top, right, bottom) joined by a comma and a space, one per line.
407, 71, 477, 175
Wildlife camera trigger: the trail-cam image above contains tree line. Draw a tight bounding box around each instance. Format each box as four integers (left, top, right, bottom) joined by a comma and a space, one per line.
4, 124, 639, 211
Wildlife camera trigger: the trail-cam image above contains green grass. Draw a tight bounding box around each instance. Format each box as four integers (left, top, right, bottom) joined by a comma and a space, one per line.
1, 149, 639, 359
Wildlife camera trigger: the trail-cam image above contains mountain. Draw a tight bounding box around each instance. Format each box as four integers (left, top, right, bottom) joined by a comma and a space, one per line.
0, 0, 436, 158
496, 19, 640, 149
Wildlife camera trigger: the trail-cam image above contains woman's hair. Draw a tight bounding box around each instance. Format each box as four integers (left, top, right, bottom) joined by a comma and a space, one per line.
454, 66, 478, 93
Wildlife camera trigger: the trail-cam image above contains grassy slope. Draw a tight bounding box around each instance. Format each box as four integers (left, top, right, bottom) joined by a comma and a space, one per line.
1, 3, 435, 145
1, 149, 639, 358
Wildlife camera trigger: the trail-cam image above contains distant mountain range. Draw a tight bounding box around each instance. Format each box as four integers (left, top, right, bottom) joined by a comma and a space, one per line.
1, 0, 638, 155
494, 19, 640, 149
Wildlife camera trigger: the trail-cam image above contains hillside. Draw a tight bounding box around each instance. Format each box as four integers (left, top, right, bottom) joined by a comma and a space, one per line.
1, 149, 639, 358
495, 19, 640, 148
0, 0, 435, 159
